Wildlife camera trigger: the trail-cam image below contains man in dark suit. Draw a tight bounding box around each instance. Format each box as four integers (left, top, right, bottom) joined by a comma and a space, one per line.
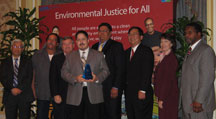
125, 26, 154, 119
92, 22, 125, 119
49, 36, 75, 119
61, 30, 110, 119
0, 39, 34, 119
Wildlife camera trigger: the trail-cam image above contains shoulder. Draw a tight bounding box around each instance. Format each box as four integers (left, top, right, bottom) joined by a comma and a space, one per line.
92, 42, 99, 48
1, 57, 11, 64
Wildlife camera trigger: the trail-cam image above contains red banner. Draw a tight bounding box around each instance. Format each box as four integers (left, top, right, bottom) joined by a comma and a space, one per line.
39, 0, 173, 49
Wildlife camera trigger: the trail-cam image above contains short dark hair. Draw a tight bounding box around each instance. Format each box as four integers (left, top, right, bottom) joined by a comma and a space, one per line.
128, 26, 144, 36
63, 36, 74, 44
98, 22, 112, 31
46, 33, 60, 43
185, 22, 203, 37
160, 33, 176, 51
144, 17, 154, 24
75, 30, 88, 39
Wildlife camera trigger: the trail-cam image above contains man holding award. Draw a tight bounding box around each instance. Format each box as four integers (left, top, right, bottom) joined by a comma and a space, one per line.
61, 30, 110, 119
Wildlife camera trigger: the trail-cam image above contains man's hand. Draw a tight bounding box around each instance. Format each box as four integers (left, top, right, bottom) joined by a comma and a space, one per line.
86, 72, 98, 83
54, 95, 62, 104
11, 88, 22, 96
192, 101, 203, 113
138, 91, 146, 100
75, 75, 86, 83
158, 100, 163, 109
111, 88, 118, 99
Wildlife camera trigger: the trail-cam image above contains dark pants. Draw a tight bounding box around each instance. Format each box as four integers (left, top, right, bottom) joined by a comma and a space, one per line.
53, 101, 67, 119
102, 91, 122, 119
36, 100, 50, 119
65, 87, 102, 119
4, 94, 31, 119
126, 97, 153, 119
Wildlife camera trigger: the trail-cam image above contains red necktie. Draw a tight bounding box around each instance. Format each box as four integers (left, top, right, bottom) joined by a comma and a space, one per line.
130, 49, 134, 60
187, 47, 192, 56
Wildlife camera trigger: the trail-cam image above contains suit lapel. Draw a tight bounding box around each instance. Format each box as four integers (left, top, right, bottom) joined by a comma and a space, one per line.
130, 44, 141, 62
76, 50, 84, 71
102, 39, 112, 54
8, 57, 14, 77
86, 49, 93, 64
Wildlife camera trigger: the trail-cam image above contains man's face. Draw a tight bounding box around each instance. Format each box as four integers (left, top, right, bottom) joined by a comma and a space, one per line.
145, 19, 154, 34
76, 33, 89, 50
128, 29, 142, 47
184, 26, 201, 45
62, 39, 74, 54
11, 41, 24, 57
46, 35, 58, 50
98, 26, 111, 42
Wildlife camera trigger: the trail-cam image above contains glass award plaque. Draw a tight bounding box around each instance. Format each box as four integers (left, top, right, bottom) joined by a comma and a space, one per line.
82, 64, 93, 80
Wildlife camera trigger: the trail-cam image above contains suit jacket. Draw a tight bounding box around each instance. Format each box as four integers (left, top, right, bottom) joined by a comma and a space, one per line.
61, 48, 110, 106
125, 44, 154, 102
49, 53, 68, 102
0, 56, 34, 103
32, 48, 61, 100
92, 39, 125, 97
181, 40, 216, 113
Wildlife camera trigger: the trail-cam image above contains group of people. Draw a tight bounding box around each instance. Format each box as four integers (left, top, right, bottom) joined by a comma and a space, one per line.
0, 17, 215, 119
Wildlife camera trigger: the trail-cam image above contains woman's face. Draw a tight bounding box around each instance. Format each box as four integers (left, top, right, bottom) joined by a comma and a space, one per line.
160, 38, 173, 52
52, 27, 59, 35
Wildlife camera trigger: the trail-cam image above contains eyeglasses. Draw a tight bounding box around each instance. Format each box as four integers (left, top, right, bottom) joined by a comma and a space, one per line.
145, 23, 154, 27
98, 30, 109, 33
128, 33, 140, 37
12, 46, 23, 49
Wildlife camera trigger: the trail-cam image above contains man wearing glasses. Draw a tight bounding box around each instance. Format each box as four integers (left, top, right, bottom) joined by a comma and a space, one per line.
0, 39, 34, 119
141, 17, 162, 50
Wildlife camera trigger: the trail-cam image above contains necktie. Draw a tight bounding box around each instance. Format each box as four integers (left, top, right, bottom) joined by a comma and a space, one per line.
81, 52, 86, 70
187, 47, 192, 56
13, 58, 19, 87
98, 43, 104, 52
130, 49, 134, 60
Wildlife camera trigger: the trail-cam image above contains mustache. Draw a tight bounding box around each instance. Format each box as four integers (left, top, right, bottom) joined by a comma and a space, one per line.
79, 43, 85, 46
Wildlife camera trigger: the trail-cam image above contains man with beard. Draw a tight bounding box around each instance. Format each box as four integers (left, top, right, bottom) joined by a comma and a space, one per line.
92, 23, 125, 119
32, 33, 60, 119
49, 37, 75, 119
181, 22, 216, 119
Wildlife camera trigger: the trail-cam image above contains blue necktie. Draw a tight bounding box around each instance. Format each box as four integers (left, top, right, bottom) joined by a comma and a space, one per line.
13, 58, 19, 87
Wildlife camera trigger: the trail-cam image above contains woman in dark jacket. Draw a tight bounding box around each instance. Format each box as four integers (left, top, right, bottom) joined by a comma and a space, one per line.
154, 33, 179, 119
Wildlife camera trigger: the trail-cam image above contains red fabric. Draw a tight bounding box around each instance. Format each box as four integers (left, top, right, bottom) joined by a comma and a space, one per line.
154, 51, 179, 119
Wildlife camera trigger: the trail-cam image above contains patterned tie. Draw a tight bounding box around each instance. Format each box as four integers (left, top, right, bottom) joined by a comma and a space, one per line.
81, 52, 86, 70
130, 49, 134, 61
98, 43, 104, 52
13, 58, 19, 87
187, 47, 192, 56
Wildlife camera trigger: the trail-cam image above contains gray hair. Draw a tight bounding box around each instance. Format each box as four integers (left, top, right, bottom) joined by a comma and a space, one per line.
11, 39, 24, 47
63, 36, 74, 44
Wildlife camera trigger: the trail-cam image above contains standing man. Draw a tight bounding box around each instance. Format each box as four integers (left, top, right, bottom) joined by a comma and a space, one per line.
61, 30, 110, 119
49, 37, 75, 119
92, 22, 125, 119
0, 39, 34, 119
125, 26, 154, 119
32, 33, 60, 119
181, 22, 216, 119
142, 17, 162, 50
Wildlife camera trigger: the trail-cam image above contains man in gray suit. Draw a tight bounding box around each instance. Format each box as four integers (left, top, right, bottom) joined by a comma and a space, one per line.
181, 22, 216, 119
61, 30, 110, 119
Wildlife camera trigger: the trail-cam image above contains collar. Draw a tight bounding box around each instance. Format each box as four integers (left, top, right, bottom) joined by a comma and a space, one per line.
131, 43, 140, 52
79, 47, 89, 54
190, 39, 201, 51
99, 40, 108, 48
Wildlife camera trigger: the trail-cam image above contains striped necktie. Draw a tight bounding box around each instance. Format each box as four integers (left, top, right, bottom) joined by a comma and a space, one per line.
98, 43, 104, 52
13, 58, 19, 87
81, 52, 86, 70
